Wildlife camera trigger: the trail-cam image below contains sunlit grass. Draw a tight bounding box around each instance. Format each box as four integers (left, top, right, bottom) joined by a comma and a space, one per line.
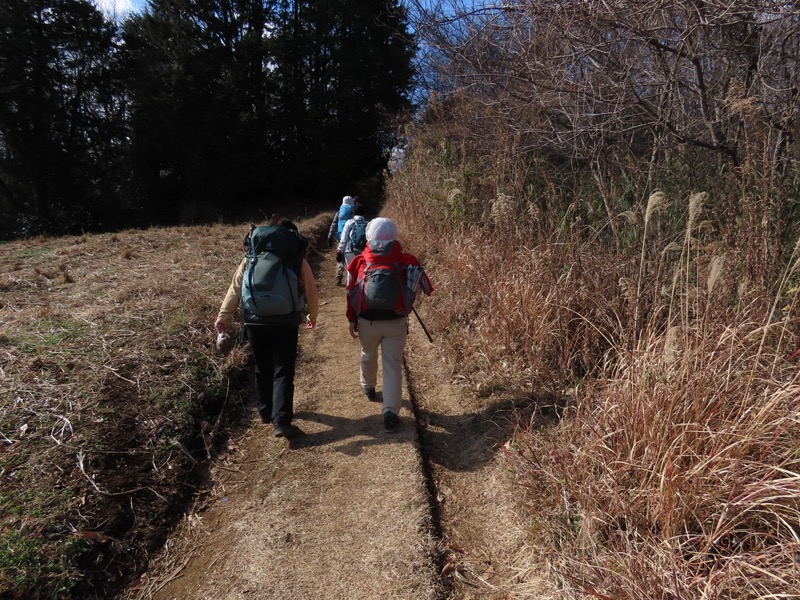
384, 131, 800, 598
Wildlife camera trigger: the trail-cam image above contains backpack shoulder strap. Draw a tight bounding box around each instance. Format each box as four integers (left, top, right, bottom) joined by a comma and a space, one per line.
353, 259, 373, 316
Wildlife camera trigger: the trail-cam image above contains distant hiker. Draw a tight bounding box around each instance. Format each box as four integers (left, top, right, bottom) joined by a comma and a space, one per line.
337, 202, 368, 286
215, 217, 319, 438
328, 195, 355, 285
327, 195, 355, 246
345, 217, 433, 432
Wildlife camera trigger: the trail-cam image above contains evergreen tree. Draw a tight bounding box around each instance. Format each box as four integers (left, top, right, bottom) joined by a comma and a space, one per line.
124, 0, 415, 220
0, 0, 123, 237
271, 0, 415, 196
0, 0, 416, 236
122, 0, 277, 223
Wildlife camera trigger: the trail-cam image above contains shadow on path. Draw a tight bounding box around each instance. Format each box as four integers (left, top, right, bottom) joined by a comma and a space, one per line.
412, 393, 568, 473
291, 409, 410, 454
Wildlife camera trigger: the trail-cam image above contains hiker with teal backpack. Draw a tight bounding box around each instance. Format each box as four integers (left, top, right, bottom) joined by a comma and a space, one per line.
345, 217, 433, 432
337, 202, 368, 286
215, 217, 319, 438
327, 195, 355, 285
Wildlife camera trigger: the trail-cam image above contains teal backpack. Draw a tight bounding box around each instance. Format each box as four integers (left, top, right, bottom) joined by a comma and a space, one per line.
241, 226, 306, 326
349, 217, 368, 255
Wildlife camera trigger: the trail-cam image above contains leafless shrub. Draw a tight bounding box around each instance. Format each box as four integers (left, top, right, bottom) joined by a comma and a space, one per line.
408, 0, 800, 272
386, 78, 799, 600
389, 4, 800, 594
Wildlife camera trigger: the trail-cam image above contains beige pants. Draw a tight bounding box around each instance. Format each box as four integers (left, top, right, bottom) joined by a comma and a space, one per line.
357, 317, 407, 415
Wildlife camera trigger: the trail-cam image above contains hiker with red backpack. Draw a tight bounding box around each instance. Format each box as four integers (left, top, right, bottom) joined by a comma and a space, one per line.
337, 202, 368, 286
215, 217, 319, 438
345, 217, 433, 432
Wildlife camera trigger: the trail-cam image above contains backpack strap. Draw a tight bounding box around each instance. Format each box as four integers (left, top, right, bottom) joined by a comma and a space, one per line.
394, 261, 407, 315
353, 260, 371, 317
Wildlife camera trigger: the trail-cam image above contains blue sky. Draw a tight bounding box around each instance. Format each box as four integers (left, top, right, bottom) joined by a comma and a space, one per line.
95, 0, 435, 20
94, 0, 145, 18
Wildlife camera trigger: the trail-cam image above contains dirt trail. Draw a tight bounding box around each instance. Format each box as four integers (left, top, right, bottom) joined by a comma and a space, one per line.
126, 249, 554, 600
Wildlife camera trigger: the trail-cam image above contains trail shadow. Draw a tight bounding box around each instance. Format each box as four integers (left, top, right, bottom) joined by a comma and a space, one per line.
290, 409, 410, 453
414, 392, 570, 473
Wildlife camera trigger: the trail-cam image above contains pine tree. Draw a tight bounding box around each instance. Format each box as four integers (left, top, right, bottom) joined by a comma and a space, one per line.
271, 0, 415, 195
0, 0, 122, 237
123, 0, 415, 219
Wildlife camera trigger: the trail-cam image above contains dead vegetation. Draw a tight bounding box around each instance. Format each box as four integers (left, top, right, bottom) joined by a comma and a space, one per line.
387, 4, 800, 591
0, 214, 331, 599
383, 135, 800, 597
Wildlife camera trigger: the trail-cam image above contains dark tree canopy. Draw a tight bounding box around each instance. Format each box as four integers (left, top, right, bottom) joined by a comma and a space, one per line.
0, 0, 124, 237
0, 0, 416, 237
270, 0, 416, 193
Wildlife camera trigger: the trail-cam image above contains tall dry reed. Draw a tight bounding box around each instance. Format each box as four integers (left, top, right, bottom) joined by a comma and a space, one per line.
518, 303, 800, 598
384, 123, 800, 596
385, 133, 635, 393
507, 197, 800, 598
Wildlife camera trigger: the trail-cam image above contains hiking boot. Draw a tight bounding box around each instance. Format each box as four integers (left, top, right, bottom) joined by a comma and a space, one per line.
273, 423, 303, 438
362, 385, 377, 401
383, 411, 399, 432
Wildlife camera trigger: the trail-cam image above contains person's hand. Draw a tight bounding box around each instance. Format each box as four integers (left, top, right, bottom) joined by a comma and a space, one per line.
214, 320, 228, 334
306, 315, 315, 330
348, 321, 358, 339
336, 251, 344, 264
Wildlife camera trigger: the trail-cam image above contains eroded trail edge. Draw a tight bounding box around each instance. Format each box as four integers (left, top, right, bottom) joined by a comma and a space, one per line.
403, 357, 451, 596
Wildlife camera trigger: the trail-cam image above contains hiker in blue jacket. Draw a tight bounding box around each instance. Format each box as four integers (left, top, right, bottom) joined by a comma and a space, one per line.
337, 202, 368, 286
327, 195, 355, 247
327, 195, 355, 285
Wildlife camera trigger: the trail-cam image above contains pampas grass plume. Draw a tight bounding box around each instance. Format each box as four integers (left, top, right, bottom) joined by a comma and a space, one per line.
644, 191, 667, 226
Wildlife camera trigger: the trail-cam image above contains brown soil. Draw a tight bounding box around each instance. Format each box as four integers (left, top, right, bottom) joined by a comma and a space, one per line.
123, 244, 555, 600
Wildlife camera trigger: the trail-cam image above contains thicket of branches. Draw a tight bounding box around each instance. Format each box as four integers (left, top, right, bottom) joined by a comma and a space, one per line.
0, 0, 415, 239
408, 0, 799, 280
389, 1, 800, 597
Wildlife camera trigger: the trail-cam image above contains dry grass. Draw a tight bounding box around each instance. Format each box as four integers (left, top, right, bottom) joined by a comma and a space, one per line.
384, 128, 800, 598
518, 307, 800, 598
0, 214, 332, 598
385, 137, 633, 395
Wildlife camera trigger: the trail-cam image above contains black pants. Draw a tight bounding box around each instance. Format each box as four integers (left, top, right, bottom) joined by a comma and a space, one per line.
245, 324, 299, 426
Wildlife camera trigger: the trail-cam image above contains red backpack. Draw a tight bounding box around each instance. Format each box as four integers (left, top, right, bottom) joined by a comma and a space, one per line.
349, 241, 417, 317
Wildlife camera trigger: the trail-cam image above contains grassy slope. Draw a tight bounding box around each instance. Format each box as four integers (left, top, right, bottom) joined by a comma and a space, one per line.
0, 215, 331, 599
